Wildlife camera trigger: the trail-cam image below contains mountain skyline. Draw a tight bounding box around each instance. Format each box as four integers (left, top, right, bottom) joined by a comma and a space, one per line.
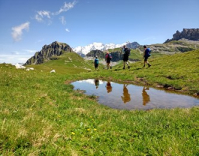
0, 0, 199, 64
73, 42, 128, 55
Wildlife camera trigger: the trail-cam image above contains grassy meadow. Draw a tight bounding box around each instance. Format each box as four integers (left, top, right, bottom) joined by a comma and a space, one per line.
0, 50, 199, 155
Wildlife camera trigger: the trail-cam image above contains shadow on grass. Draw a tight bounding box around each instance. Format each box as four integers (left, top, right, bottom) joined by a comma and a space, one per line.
135, 67, 142, 70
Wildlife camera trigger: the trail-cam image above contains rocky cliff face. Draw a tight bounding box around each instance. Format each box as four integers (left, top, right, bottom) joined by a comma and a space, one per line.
24, 41, 73, 65
165, 28, 199, 43
126, 42, 140, 49
86, 50, 105, 58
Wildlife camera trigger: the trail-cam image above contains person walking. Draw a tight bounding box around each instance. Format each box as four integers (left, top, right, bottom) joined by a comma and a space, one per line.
105, 51, 112, 69
94, 56, 99, 70
106, 81, 112, 93
143, 45, 151, 67
122, 45, 130, 69
142, 86, 150, 106
121, 84, 131, 103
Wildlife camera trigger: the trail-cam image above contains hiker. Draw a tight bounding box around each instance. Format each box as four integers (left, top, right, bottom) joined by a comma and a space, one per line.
106, 81, 112, 93
122, 45, 130, 69
143, 45, 151, 67
142, 86, 150, 106
94, 56, 99, 70
121, 84, 131, 103
105, 51, 112, 69
94, 79, 99, 89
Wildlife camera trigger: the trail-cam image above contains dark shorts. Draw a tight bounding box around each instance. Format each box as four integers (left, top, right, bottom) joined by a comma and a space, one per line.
144, 56, 149, 61
106, 59, 111, 63
123, 54, 129, 62
95, 64, 99, 68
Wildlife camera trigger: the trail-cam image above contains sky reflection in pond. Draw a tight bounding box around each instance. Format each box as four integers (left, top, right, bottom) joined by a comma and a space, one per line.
71, 79, 199, 110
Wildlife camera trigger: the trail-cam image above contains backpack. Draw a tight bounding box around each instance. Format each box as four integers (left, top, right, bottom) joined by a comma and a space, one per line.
146, 48, 151, 56
106, 53, 112, 60
125, 48, 131, 56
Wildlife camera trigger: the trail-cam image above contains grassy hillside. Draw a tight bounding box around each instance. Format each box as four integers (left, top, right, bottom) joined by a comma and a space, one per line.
0, 49, 198, 155
145, 39, 199, 54
26, 52, 94, 74
77, 50, 199, 95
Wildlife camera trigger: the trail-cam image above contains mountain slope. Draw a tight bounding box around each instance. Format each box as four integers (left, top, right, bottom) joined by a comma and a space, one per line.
26, 52, 93, 74
24, 41, 73, 65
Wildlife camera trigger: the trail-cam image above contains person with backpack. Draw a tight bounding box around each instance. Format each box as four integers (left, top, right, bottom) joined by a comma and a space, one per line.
105, 51, 112, 69
106, 81, 112, 93
122, 45, 130, 69
94, 56, 99, 70
143, 45, 151, 67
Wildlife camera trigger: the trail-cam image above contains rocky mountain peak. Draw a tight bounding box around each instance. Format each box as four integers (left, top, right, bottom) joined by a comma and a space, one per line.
165, 28, 199, 43
24, 41, 73, 65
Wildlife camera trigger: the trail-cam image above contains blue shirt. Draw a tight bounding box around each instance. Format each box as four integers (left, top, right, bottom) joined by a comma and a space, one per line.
144, 48, 151, 57
94, 58, 99, 64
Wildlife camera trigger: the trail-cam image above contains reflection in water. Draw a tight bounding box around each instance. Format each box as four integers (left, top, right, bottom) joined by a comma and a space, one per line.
121, 84, 131, 103
106, 81, 112, 93
71, 79, 199, 110
142, 86, 150, 106
94, 79, 99, 89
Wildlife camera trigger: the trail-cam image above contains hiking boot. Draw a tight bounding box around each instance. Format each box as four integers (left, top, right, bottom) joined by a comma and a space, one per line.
143, 65, 145, 68
123, 67, 125, 69
148, 64, 151, 67
128, 66, 130, 69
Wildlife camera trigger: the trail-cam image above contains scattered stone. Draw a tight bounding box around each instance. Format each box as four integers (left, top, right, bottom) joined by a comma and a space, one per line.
193, 93, 199, 97
15, 63, 26, 69
50, 70, 56, 73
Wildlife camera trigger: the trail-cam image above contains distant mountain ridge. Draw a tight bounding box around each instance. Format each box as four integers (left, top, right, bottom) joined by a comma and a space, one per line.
73, 42, 140, 56
165, 28, 199, 43
24, 41, 73, 65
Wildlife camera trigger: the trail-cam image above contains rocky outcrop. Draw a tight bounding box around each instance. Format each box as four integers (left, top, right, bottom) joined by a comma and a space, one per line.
126, 42, 140, 49
24, 41, 73, 65
86, 50, 104, 58
165, 28, 199, 43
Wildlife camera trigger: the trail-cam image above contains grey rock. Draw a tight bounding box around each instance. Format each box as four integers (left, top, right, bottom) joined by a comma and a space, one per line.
24, 41, 73, 65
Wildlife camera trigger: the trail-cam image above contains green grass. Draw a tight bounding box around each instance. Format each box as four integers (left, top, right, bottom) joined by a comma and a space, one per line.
84, 50, 199, 95
25, 52, 94, 74
0, 50, 198, 155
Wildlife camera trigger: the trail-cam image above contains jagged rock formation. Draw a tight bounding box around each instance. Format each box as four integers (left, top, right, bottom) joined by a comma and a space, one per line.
86, 50, 104, 58
126, 42, 140, 49
24, 41, 73, 65
165, 28, 199, 43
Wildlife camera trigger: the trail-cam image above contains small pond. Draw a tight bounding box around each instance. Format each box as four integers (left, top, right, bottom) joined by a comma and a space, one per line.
71, 79, 199, 110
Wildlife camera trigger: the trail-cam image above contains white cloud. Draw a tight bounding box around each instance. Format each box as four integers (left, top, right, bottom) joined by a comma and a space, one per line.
0, 54, 31, 64
34, 1, 77, 27
35, 11, 51, 22
60, 16, 66, 25
11, 22, 30, 42
65, 28, 70, 32
55, 1, 77, 15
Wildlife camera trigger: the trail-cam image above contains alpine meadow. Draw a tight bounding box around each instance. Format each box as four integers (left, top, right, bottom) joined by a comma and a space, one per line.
0, 41, 199, 155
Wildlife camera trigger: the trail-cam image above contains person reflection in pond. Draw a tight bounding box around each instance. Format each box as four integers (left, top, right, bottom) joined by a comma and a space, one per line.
106, 81, 112, 93
142, 86, 150, 106
94, 79, 99, 89
121, 84, 131, 103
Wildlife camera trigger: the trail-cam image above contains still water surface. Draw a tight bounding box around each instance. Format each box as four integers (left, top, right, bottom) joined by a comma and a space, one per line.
71, 79, 199, 110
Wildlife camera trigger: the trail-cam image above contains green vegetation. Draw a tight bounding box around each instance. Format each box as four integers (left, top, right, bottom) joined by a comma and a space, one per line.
26, 52, 93, 74
0, 49, 198, 155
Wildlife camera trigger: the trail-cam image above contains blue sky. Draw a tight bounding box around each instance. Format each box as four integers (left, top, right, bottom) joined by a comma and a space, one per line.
0, 0, 199, 64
